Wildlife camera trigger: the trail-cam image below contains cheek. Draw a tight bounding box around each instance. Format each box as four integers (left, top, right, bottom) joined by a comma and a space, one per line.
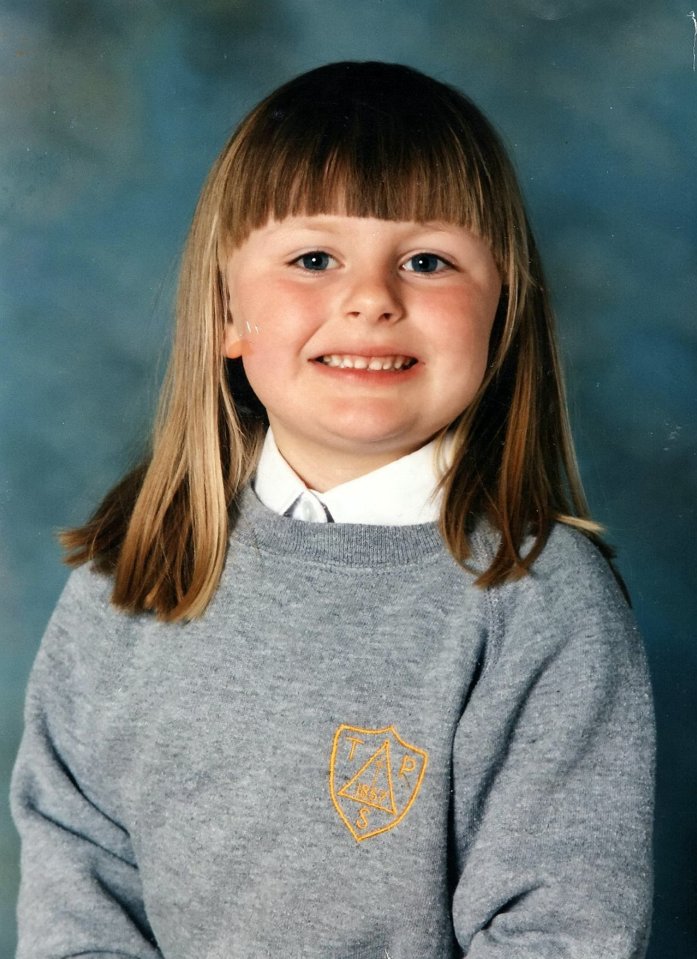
229, 282, 266, 338
437, 295, 499, 404
239, 336, 300, 411
235, 282, 321, 344
238, 355, 277, 417
240, 351, 275, 392
441, 294, 497, 358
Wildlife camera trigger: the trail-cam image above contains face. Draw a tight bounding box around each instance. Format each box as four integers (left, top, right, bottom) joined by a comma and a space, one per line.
223, 215, 501, 488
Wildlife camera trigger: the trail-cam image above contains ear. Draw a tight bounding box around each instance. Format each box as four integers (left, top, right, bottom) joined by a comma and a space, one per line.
223, 318, 245, 359
221, 261, 246, 358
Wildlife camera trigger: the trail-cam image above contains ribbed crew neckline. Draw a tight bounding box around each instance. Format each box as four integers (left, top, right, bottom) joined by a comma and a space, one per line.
233, 486, 446, 568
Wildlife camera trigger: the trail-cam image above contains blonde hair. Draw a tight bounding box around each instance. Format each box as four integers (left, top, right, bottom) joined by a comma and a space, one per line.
62, 61, 605, 620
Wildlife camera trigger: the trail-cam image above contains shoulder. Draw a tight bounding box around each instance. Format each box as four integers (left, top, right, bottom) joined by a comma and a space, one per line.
34, 563, 143, 686
25, 564, 156, 746
529, 523, 627, 608
40, 562, 131, 655
485, 522, 630, 613
49, 562, 117, 630
470, 526, 654, 743
484, 523, 643, 668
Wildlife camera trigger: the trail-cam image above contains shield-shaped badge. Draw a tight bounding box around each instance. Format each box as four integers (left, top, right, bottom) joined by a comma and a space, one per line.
329, 724, 428, 841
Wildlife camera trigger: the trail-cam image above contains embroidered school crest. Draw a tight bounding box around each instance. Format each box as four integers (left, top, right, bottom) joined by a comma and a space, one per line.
329, 724, 428, 842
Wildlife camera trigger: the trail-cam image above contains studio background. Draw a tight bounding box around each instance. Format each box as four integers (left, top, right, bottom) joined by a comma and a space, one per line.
1, 1, 695, 956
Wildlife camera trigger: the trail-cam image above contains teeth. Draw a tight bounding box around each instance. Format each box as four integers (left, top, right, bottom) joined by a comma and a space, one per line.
320, 354, 414, 371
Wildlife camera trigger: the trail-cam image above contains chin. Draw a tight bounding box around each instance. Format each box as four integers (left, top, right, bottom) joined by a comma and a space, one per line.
320, 428, 425, 459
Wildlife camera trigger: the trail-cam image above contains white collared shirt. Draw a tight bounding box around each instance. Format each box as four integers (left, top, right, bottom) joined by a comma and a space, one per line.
253, 428, 450, 525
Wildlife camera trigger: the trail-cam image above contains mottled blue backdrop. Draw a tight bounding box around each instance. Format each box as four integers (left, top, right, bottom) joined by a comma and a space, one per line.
1, 1, 695, 956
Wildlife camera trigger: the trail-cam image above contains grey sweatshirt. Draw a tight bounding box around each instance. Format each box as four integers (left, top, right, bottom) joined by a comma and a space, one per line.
11, 488, 655, 958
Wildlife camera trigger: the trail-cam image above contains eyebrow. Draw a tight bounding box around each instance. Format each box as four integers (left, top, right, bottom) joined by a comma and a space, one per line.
272, 219, 349, 233
271, 219, 465, 234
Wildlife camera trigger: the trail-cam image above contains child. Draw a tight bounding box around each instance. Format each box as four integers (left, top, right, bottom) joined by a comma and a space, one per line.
11, 62, 654, 958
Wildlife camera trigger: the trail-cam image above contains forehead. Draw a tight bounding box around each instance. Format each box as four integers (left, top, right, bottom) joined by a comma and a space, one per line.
251, 214, 475, 234
228, 214, 489, 250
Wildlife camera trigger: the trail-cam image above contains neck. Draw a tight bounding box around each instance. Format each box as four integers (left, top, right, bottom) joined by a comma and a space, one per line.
270, 429, 423, 493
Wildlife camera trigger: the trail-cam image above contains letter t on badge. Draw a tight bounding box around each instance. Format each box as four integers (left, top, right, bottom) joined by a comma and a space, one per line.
346, 736, 364, 761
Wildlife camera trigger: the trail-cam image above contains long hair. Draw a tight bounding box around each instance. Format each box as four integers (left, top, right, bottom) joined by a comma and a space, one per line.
61, 61, 604, 620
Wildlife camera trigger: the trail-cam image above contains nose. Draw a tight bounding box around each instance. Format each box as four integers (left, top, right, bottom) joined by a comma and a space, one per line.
341, 268, 405, 324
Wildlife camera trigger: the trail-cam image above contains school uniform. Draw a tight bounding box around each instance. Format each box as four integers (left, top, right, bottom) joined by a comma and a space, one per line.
11, 432, 655, 958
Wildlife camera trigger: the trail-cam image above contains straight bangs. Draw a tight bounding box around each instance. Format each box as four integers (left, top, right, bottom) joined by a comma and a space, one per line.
215, 62, 526, 282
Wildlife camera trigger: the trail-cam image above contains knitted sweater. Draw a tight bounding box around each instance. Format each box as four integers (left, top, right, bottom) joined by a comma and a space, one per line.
11, 488, 655, 958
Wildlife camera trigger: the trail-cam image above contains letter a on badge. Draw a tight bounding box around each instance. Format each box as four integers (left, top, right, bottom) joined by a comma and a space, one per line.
329, 724, 428, 841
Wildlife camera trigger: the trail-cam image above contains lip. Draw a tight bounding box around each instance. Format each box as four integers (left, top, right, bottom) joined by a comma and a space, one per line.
310, 346, 420, 367
311, 347, 419, 358
310, 356, 421, 384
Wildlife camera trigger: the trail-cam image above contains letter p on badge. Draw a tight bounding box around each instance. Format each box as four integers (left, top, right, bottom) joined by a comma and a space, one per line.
329, 724, 428, 841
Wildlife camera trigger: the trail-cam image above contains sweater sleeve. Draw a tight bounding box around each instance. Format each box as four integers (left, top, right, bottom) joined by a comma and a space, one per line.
10, 568, 162, 959
450, 529, 655, 959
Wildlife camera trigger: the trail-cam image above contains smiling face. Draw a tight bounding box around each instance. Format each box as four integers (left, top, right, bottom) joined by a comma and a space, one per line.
223, 215, 502, 490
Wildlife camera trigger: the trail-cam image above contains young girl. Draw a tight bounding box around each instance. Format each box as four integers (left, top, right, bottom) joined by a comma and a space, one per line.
12, 62, 654, 958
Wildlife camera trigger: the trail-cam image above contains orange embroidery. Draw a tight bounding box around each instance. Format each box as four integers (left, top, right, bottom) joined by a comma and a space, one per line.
329, 724, 429, 841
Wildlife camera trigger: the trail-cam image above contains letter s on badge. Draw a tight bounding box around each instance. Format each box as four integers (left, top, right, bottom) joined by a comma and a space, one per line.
329, 724, 428, 842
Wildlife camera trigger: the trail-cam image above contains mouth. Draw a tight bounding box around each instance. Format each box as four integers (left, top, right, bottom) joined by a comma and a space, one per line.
314, 353, 418, 372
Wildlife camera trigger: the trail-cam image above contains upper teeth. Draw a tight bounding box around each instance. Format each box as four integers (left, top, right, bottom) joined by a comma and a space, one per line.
320, 354, 414, 370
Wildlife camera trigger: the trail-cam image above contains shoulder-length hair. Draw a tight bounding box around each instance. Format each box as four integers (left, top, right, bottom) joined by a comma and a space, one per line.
62, 61, 604, 620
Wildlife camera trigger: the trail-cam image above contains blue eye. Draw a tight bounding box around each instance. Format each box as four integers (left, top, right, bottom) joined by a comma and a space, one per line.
404, 253, 448, 273
297, 251, 333, 271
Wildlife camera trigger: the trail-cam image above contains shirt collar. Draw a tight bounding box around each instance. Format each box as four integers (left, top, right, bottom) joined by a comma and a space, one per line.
253, 430, 310, 518
253, 428, 450, 525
